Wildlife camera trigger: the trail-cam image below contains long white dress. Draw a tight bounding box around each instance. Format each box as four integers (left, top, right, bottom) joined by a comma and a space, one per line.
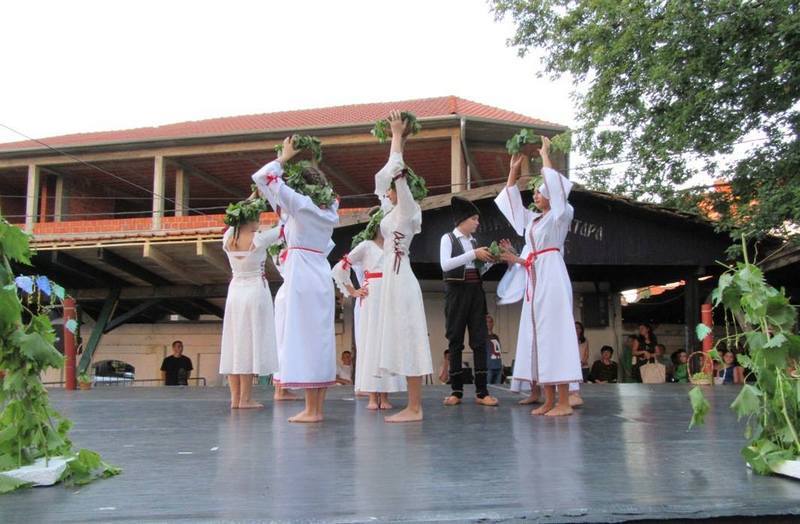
219, 227, 280, 375
331, 240, 406, 393
495, 166, 582, 386
252, 160, 340, 388
370, 152, 433, 378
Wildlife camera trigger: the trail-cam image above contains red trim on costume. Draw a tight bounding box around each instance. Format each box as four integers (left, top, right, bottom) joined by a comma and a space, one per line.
523, 247, 560, 302
392, 231, 406, 274
359, 271, 383, 307
266, 174, 281, 185
279, 246, 324, 264
274, 379, 337, 388
364, 271, 383, 280
341, 254, 352, 271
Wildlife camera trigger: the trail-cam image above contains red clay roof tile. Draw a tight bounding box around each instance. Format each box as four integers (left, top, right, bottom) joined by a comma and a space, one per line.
0, 96, 562, 153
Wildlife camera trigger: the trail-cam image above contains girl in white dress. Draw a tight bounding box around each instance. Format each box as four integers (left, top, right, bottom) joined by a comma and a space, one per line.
495, 136, 582, 416
371, 110, 433, 423
252, 138, 339, 423
220, 200, 280, 409
331, 210, 406, 410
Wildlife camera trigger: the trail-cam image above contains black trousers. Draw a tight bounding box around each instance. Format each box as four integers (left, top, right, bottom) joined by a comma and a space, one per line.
445, 281, 489, 398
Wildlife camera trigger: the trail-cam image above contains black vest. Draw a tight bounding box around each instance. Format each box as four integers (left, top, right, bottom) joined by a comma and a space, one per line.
443, 232, 479, 281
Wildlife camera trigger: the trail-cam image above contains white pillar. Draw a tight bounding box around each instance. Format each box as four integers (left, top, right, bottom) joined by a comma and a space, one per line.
152, 156, 166, 229
175, 166, 189, 217
25, 164, 40, 232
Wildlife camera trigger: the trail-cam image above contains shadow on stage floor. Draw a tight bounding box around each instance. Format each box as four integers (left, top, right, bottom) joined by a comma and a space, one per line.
1, 384, 799, 523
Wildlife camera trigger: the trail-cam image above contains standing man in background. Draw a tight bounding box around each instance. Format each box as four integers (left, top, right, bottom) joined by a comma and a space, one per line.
161, 340, 193, 386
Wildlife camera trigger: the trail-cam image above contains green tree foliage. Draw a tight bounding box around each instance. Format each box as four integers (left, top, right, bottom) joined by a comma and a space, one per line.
491, 0, 800, 242
0, 217, 119, 493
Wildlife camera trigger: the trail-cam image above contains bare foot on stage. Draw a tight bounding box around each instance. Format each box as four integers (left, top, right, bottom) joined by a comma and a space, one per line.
230, 402, 239, 409
568, 394, 584, 408
367, 401, 380, 410
379, 401, 394, 410
518, 393, 541, 405
544, 405, 573, 417
274, 391, 302, 401
385, 408, 423, 423
443, 395, 462, 406
475, 396, 499, 406
238, 401, 264, 409
288, 411, 323, 423
531, 403, 554, 416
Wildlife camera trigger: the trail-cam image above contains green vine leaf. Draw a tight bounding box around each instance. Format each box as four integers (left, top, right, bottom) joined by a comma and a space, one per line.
731, 385, 762, 420
695, 323, 712, 342
688, 386, 710, 429
0, 220, 32, 265
10, 329, 63, 370
0, 474, 32, 494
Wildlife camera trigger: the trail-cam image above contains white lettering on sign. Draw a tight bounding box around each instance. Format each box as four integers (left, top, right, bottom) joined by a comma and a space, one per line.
570, 219, 604, 242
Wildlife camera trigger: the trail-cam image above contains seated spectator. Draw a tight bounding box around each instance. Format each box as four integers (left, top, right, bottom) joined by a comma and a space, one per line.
672, 350, 689, 383
590, 346, 618, 383
654, 343, 674, 381
717, 350, 744, 385
336, 351, 353, 385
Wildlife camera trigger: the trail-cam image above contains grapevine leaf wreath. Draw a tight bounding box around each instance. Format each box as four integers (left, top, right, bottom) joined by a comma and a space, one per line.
371, 112, 422, 143
350, 209, 385, 250
274, 135, 323, 164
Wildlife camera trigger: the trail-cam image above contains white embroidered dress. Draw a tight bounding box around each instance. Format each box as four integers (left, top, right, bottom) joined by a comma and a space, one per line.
219, 227, 280, 376
495, 167, 582, 386
331, 240, 406, 393
369, 152, 433, 378
252, 160, 340, 388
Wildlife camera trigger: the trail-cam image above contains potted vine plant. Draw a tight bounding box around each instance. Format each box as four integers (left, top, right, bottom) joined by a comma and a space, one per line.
77, 372, 92, 390
690, 237, 800, 479
0, 216, 120, 492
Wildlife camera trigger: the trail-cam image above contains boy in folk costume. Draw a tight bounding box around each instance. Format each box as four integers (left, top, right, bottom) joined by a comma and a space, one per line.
440, 196, 499, 406
495, 136, 582, 416
252, 137, 339, 423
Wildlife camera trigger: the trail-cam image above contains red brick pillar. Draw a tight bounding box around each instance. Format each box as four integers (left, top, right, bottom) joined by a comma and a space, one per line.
63, 297, 77, 390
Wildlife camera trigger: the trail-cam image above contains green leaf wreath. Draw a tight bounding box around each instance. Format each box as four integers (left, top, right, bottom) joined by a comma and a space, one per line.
350, 209, 384, 250
223, 197, 268, 229
274, 135, 323, 164
283, 161, 337, 208
506, 129, 572, 155
371, 112, 422, 143
688, 236, 800, 475
0, 217, 120, 493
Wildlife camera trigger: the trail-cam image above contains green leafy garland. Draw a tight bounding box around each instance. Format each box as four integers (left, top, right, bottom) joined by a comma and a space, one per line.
393, 166, 428, 202
0, 217, 120, 493
506, 129, 572, 155
371, 112, 422, 143
284, 161, 337, 208
350, 210, 384, 250
689, 236, 800, 475
223, 197, 268, 229
274, 135, 323, 164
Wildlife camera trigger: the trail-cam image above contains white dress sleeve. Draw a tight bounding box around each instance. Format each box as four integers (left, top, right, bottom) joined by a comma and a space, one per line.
331, 241, 368, 297
374, 152, 405, 200
541, 166, 574, 223
253, 225, 281, 249
394, 173, 422, 235
496, 244, 532, 305
494, 184, 533, 237
252, 160, 339, 225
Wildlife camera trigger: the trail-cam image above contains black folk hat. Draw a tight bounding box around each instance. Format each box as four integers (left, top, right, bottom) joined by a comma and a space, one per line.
451, 196, 480, 226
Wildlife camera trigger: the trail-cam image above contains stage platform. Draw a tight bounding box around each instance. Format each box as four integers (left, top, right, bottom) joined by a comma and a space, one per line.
1, 384, 799, 523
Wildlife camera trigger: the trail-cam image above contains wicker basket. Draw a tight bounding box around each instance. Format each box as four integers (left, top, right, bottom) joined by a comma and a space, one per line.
688, 351, 714, 385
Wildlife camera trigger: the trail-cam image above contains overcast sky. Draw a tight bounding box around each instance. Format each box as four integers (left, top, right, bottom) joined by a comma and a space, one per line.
0, 0, 579, 152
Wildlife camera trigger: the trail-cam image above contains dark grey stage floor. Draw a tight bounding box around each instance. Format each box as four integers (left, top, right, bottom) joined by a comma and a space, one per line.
1, 384, 799, 523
